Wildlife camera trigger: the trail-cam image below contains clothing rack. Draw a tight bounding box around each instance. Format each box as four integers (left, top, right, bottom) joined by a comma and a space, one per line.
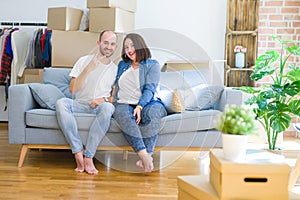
0, 22, 47, 27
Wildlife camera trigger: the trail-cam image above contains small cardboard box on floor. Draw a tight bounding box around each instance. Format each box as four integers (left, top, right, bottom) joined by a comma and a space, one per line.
51, 30, 124, 68
87, 0, 137, 12
18, 69, 43, 84
89, 8, 135, 33
47, 7, 83, 31
209, 149, 290, 200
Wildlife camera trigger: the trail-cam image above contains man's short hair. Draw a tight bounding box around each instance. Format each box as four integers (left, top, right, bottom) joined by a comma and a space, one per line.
99, 30, 116, 41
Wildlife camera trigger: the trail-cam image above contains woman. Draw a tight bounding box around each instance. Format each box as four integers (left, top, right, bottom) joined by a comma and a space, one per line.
113, 33, 167, 173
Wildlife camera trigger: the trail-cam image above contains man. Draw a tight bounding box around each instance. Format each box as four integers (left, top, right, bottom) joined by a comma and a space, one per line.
56, 30, 118, 175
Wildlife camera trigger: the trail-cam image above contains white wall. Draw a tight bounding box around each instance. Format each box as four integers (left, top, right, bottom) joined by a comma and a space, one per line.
135, 0, 227, 61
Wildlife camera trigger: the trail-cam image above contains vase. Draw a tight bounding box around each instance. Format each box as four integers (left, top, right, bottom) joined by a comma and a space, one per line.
235, 52, 245, 68
222, 134, 248, 161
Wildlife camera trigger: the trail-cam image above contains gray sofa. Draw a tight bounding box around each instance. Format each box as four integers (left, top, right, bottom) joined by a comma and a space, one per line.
8, 67, 243, 167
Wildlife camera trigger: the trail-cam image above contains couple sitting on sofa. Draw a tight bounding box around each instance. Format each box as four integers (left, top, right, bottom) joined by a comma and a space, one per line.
56, 30, 166, 175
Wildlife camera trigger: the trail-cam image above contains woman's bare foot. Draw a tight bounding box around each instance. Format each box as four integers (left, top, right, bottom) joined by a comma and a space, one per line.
74, 150, 84, 172
138, 151, 153, 173
84, 157, 99, 175
136, 160, 144, 169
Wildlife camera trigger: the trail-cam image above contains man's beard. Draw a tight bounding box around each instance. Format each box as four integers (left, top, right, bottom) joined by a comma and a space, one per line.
100, 48, 113, 58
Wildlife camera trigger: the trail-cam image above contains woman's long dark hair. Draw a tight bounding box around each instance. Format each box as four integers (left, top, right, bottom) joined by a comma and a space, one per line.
121, 33, 151, 62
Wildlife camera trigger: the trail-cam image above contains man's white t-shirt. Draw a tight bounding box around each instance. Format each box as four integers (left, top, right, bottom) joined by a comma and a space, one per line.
69, 55, 118, 103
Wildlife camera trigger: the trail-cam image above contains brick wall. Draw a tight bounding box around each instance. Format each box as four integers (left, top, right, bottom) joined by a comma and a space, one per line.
258, 0, 300, 56
258, 0, 300, 135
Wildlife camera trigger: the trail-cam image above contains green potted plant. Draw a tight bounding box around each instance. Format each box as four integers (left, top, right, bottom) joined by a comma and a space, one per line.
215, 104, 256, 161
239, 36, 300, 150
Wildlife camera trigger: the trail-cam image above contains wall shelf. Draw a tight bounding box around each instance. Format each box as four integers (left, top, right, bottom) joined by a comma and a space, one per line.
224, 0, 259, 87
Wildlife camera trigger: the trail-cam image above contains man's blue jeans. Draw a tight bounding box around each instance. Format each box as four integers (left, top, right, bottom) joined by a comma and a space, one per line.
113, 101, 167, 153
56, 97, 114, 158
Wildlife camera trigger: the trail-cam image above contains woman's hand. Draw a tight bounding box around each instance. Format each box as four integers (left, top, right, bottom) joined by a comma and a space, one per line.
133, 106, 142, 124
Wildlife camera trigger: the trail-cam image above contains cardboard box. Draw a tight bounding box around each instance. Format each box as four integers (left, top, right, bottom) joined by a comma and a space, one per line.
51, 30, 124, 67
178, 175, 218, 200
89, 8, 135, 33
209, 149, 290, 200
87, 0, 137, 12
164, 60, 211, 71
18, 69, 43, 84
47, 7, 83, 31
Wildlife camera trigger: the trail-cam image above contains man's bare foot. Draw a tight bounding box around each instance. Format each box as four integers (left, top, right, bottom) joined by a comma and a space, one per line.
84, 157, 99, 175
74, 150, 84, 172
138, 153, 153, 173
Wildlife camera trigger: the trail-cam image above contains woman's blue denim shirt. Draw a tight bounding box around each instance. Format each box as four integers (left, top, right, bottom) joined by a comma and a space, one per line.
114, 59, 162, 108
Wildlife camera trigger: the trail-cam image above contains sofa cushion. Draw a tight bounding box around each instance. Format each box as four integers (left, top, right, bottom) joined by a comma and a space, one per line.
25, 108, 221, 134
160, 70, 211, 90
159, 89, 184, 114
28, 83, 65, 110
160, 110, 221, 134
26, 109, 122, 133
42, 67, 73, 98
179, 84, 225, 111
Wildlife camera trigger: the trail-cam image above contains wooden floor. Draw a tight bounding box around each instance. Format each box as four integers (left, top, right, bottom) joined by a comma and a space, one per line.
1, 122, 300, 200
0, 123, 206, 200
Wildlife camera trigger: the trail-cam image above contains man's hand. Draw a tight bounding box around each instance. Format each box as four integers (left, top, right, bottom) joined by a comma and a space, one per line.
88, 98, 105, 108
70, 52, 100, 94
86, 52, 100, 72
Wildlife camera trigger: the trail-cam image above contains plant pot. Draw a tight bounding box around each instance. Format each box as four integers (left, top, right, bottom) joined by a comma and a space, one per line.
222, 134, 248, 161
235, 52, 245, 68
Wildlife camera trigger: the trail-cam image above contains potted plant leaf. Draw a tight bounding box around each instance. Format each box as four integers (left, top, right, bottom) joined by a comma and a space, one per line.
215, 104, 256, 161
239, 36, 300, 150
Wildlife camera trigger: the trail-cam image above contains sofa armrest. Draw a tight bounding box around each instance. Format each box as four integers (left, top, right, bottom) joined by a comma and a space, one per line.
8, 84, 38, 144
218, 87, 243, 111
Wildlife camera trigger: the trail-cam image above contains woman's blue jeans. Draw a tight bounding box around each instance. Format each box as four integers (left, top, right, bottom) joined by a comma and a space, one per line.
56, 97, 114, 158
113, 101, 167, 153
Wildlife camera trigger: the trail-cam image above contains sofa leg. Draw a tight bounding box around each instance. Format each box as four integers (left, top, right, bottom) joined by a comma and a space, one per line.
123, 150, 128, 160
18, 145, 28, 168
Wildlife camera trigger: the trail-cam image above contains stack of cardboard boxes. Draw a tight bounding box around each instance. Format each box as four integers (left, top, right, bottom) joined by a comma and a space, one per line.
48, 0, 137, 68
20, 0, 137, 83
